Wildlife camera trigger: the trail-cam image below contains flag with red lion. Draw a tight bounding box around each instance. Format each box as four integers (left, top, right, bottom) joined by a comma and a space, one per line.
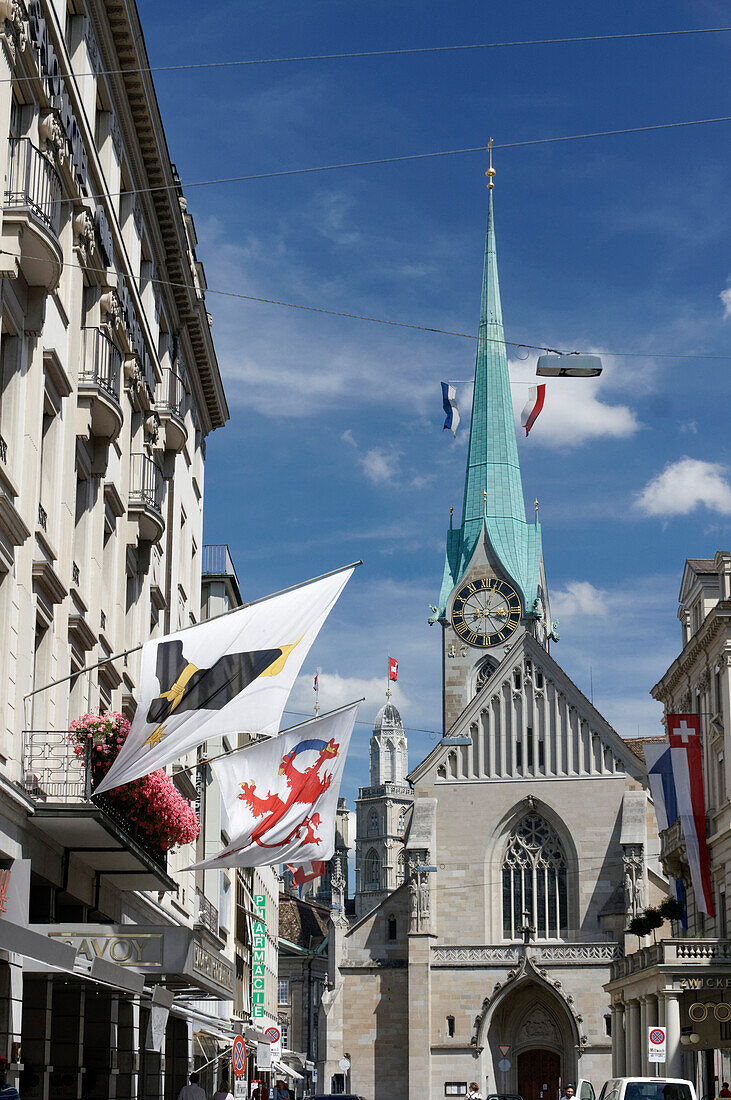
190, 701, 360, 869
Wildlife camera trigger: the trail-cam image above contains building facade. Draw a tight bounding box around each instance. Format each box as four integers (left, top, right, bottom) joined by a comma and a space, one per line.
354, 699, 413, 918
320, 186, 663, 1100
606, 553, 731, 1094
278, 891, 329, 1094
0, 1, 234, 1097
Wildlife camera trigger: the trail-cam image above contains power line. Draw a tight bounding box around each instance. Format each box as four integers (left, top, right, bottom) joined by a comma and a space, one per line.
5, 247, 731, 362
5, 26, 730, 84
58, 114, 731, 208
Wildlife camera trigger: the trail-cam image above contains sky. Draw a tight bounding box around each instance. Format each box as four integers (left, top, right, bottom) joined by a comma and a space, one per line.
137, 0, 731, 810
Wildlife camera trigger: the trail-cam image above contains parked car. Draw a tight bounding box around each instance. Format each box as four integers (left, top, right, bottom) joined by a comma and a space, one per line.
599, 1079, 697, 1100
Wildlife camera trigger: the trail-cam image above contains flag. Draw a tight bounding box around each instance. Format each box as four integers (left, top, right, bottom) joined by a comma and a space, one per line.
388, 656, 398, 682
95, 566, 355, 794
313, 672, 318, 691
441, 382, 460, 437
189, 702, 359, 870
643, 739, 687, 927
287, 860, 327, 887
520, 384, 546, 436
668, 713, 714, 916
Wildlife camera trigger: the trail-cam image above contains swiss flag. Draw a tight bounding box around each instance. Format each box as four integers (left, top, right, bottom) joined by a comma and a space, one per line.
287, 860, 327, 886
388, 656, 398, 682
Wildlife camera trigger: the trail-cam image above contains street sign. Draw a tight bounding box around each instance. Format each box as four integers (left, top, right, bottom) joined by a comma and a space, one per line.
499, 1045, 511, 1057
233, 1035, 247, 1079
648, 1026, 666, 1062
234, 1082, 246, 1099
265, 1025, 282, 1058
498, 1058, 511, 1073
339, 1058, 351, 1071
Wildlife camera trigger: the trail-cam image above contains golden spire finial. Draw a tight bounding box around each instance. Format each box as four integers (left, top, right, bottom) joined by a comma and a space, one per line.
486, 137, 495, 190
535, 499, 539, 517
483, 489, 488, 509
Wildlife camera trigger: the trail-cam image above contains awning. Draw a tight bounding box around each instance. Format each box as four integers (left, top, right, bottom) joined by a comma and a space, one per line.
273, 1058, 303, 1082
0, 917, 77, 970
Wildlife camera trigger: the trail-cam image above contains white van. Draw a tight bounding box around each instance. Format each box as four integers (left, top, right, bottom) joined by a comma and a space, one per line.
598, 1079, 697, 1100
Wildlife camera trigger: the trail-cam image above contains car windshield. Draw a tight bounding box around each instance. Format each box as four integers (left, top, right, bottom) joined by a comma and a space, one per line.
625, 1085, 692, 1100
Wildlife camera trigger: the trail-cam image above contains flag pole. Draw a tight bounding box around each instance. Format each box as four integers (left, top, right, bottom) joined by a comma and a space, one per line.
172, 698, 366, 777
22, 560, 362, 701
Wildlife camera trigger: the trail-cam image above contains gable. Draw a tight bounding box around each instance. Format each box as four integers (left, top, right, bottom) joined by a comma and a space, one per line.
410, 632, 646, 785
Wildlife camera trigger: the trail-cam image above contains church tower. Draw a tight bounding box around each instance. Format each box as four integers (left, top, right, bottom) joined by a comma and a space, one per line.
431, 168, 555, 731
354, 697, 414, 919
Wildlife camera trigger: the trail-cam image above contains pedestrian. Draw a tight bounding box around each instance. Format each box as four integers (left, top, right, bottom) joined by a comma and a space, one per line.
468, 1083, 483, 1100
720, 1086, 731, 1098
178, 1071, 208, 1100
275, 1080, 291, 1100
0, 1059, 20, 1100
212, 1077, 234, 1100
561, 1085, 576, 1100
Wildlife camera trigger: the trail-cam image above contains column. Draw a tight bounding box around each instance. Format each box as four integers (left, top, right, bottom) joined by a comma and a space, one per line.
640, 996, 648, 1075
611, 1004, 626, 1076
626, 999, 640, 1076
663, 991, 682, 1077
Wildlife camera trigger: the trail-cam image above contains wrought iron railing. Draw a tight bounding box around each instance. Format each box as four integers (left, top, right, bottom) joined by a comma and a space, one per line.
80, 327, 122, 400
72, 562, 80, 587
202, 544, 238, 579
196, 889, 219, 936
129, 453, 163, 513
156, 367, 186, 418
5, 137, 62, 236
0, 435, 7, 464
38, 502, 47, 531
21, 728, 167, 870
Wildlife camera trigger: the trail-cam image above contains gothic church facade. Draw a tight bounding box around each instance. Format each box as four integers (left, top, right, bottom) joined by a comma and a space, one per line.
320, 184, 665, 1100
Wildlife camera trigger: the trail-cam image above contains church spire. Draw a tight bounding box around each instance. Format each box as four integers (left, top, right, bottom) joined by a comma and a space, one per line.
433, 163, 543, 621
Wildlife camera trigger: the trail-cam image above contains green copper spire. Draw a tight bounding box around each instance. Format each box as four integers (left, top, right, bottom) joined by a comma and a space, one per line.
433, 188, 542, 621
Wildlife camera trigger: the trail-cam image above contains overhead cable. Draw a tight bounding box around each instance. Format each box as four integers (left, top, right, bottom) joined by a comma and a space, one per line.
4, 25, 730, 83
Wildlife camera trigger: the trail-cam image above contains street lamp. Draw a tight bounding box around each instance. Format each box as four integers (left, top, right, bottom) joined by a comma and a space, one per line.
536, 353, 603, 378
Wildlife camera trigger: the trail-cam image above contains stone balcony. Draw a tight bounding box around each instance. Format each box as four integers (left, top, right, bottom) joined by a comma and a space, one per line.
609, 938, 731, 982
2, 137, 62, 292
128, 451, 164, 543
156, 366, 188, 453
77, 327, 124, 443
358, 783, 413, 799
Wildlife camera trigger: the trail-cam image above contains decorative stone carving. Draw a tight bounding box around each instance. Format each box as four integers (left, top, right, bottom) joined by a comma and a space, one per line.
144, 412, 160, 446
100, 289, 123, 329
408, 873, 418, 933
73, 208, 96, 262
39, 109, 66, 163
432, 942, 622, 966
623, 843, 645, 918
519, 1008, 556, 1043
0, 0, 28, 63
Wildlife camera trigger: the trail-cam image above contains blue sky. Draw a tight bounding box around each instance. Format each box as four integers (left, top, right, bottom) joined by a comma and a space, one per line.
138, 0, 730, 807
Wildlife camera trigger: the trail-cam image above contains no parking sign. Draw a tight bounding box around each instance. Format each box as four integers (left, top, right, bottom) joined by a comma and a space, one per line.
233, 1035, 248, 1078
648, 1026, 666, 1063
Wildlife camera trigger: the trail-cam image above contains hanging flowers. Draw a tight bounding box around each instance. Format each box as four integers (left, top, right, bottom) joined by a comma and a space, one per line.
68, 712, 200, 851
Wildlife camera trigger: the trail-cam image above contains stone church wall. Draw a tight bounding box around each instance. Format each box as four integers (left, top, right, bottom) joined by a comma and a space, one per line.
341, 966, 408, 1098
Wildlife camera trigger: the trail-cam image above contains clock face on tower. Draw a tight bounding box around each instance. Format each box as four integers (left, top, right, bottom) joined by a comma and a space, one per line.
451, 576, 522, 648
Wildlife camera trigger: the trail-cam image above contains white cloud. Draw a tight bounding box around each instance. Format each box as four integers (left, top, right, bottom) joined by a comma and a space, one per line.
721, 282, 731, 319
359, 446, 401, 484
551, 581, 608, 620
341, 429, 357, 448
288, 671, 410, 722
635, 457, 731, 517
508, 354, 641, 447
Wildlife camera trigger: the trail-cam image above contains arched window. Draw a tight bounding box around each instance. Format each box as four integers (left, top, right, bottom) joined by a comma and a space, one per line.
502, 811, 568, 940
368, 809, 379, 835
387, 740, 396, 782
365, 849, 380, 889
476, 657, 498, 694
396, 849, 406, 884
387, 915, 397, 941
397, 807, 407, 836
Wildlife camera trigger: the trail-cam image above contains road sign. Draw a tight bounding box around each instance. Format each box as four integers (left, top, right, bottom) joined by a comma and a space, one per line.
648, 1025, 666, 1062
339, 1058, 351, 1071
234, 1082, 246, 1099
498, 1058, 511, 1073
499, 1044, 511, 1057
233, 1035, 247, 1079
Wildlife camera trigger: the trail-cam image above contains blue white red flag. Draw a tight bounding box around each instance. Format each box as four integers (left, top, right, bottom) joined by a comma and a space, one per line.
668, 713, 714, 916
189, 702, 359, 869
643, 738, 687, 927
441, 382, 460, 437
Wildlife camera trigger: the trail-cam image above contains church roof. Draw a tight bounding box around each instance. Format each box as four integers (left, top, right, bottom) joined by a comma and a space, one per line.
373, 701, 404, 735
279, 892, 329, 949
434, 191, 542, 620
622, 736, 665, 763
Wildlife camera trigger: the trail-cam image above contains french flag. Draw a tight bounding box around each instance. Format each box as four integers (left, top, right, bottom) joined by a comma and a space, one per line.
668, 714, 714, 916
441, 382, 460, 437
287, 860, 327, 887
520, 384, 546, 437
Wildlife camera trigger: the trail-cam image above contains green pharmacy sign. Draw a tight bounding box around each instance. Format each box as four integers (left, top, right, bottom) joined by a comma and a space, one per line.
252, 893, 266, 1018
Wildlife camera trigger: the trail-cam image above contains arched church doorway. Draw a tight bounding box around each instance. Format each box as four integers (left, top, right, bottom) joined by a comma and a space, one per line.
518, 1048, 560, 1100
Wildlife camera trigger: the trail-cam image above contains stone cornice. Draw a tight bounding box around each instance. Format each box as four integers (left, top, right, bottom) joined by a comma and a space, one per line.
652, 607, 731, 702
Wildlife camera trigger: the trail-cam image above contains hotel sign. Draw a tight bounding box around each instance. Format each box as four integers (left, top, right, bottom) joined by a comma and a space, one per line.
252, 893, 266, 1018
40, 923, 234, 998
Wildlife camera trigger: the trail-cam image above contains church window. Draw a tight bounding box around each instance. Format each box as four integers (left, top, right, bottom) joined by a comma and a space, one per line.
535, 670, 544, 689
387, 740, 396, 781
365, 849, 380, 889
513, 668, 522, 691
368, 809, 379, 835
526, 729, 533, 770
476, 657, 498, 694
515, 742, 522, 769
396, 849, 406, 884
387, 915, 397, 940
397, 808, 407, 836
446, 1015, 455, 1037
502, 812, 568, 939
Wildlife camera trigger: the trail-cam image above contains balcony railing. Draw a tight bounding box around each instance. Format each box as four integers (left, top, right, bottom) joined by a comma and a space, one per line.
610, 937, 731, 982
21, 728, 167, 870
0, 435, 7, 464
80, 327, 122, 401
38, 502, 47, 531
196, 889, 219, 937
156, 367, 186, 418
202, 544, 238, 579
5, 137, 62, 236
129, 452, 163, 513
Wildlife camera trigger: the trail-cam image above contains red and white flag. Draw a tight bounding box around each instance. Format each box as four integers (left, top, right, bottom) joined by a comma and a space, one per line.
287, 860, 327, 886
313, 671, 318, 691
520, 384, 546, 437
388, 656, 398, 682
668, 713, 714, 916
